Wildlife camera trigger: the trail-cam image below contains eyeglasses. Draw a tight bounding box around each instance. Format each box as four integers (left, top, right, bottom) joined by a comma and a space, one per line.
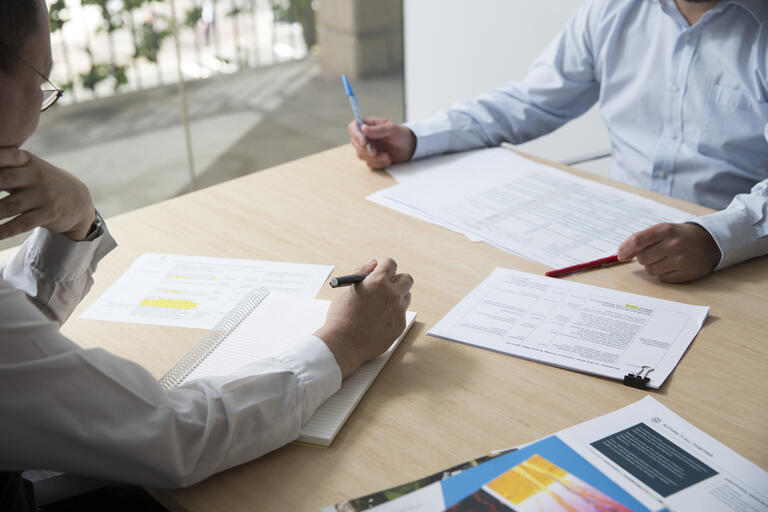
17, 56, 64, 112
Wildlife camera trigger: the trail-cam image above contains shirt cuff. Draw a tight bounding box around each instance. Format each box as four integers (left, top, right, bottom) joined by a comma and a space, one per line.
273, 337, 342, 426
26, 212, 117, 282
405, 118, 454, 160
691, 207, 768, 271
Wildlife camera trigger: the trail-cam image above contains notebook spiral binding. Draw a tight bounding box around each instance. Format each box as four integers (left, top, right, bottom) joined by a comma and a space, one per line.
158, 287, 271, 390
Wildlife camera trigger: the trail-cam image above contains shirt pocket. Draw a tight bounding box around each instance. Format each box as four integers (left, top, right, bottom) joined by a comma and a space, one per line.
697, 84, 768, 168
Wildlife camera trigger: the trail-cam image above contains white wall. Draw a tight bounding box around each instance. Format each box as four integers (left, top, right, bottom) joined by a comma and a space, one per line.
403, 0, 611, 167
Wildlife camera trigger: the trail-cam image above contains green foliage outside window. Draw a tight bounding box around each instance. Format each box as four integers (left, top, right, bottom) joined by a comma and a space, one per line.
272, 0, 316, 50
48, 0, 314, 101
185, 6, 203, 27
49, 0, 69, 33
134, 18, 173, 63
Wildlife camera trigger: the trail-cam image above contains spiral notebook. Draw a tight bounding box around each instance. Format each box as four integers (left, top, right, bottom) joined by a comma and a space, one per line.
159, 288, 417, 446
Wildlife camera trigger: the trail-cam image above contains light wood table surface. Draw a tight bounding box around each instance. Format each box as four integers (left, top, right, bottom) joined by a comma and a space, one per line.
18, 145, 768, 510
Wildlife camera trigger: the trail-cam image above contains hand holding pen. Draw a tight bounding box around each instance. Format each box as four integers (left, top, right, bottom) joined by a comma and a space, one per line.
317, 259, 414, 378
343, 75, 417, 170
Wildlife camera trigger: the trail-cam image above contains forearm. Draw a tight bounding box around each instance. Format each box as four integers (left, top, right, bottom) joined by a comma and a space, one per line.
406, 2, 600, 160
406, 83, 592, 160
0, 211, 116, 323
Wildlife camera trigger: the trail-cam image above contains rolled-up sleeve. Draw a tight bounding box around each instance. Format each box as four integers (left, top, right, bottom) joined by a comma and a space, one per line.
0, 212, 117, 323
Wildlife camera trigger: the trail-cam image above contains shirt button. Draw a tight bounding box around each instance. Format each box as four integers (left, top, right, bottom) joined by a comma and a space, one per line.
685, 33, 692, 42
671, 133, 678, 140
658, 172, 668, 179
671, 84, 680, 93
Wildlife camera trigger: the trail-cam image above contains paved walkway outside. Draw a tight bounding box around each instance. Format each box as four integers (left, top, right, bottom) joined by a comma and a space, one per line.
2, 57, 402, 250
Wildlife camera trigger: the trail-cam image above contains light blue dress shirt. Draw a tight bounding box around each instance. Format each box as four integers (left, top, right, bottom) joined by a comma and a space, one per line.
406, 0, 767, 270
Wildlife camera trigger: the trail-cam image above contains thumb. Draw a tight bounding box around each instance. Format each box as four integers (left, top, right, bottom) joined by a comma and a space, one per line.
0, 147, 30, 168
617, 224, 667, 262
616, 239, 636, 262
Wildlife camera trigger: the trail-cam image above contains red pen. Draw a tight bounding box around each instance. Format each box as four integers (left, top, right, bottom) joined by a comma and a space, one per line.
545, 255, 621, 278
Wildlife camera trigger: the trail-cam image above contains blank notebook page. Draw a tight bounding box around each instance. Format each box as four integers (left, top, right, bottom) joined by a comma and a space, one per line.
183, 293, 416, 445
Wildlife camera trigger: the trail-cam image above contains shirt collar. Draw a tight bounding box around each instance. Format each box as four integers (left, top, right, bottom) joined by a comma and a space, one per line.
728, 0, 765, 22
654, 0, 765, 25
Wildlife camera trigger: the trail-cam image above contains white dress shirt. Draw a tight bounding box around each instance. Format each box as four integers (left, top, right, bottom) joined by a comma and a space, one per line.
0, 222, 342, 488
406, 0, 768, 270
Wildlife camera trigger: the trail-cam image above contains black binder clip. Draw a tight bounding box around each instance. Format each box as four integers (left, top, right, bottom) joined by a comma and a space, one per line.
624, 366, 653, 389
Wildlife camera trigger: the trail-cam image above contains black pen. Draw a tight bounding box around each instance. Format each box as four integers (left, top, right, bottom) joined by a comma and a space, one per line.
329, 273, 370, 288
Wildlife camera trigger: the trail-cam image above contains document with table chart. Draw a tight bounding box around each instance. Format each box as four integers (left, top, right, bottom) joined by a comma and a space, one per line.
368, 147, 692, 268
80, 253, 333, 329
429, 268, 709, 388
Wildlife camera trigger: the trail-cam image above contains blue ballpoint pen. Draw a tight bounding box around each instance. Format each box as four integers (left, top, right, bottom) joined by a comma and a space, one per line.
342, 74, 371, 151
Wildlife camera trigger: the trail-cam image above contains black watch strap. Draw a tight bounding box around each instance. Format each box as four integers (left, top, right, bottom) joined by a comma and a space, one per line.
83, 211, 104, 242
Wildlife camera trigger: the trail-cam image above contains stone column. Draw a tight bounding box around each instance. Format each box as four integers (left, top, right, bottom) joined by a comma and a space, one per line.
317, 0, 403, 79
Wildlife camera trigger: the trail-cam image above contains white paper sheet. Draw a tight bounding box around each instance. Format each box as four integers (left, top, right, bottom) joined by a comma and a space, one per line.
429, 268, 710, 388
374, 147, 692, 268
81, 253, 333, 329
385, 150, 488, 184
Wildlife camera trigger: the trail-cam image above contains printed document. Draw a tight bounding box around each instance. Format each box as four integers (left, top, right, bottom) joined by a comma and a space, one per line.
429, 268, 709, 388
81, 253, 333, 328
369, 147, 692, 268
353, 397, 768, 512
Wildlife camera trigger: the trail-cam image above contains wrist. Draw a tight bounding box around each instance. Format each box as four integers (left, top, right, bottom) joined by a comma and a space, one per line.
406, 128, 417, 161
705, 238, 721, 270
314, 327, 359, 379
63, 209, 97, 242
691, 223, 721, 270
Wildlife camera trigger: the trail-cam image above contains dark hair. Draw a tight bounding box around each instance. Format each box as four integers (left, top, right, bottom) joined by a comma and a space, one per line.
0, 1, 40, 73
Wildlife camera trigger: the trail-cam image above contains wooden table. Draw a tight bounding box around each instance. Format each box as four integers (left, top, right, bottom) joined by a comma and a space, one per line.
30, 146, 768, 510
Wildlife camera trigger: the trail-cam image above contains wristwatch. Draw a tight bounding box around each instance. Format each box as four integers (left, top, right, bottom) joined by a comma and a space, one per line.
83, 210, 105, 242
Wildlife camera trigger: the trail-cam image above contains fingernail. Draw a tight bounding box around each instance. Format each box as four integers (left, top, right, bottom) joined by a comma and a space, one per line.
368, 258, 376, 265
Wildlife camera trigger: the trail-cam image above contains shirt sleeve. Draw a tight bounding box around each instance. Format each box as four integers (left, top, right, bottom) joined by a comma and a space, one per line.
0, 279, 342, 488
692, 178, 768, 271
405, 0, 601, 160
692, 123, 768, 270
0, 211, 117, 324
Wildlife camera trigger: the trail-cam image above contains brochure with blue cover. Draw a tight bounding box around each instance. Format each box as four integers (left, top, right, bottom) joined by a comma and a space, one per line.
440, 435, 651, 511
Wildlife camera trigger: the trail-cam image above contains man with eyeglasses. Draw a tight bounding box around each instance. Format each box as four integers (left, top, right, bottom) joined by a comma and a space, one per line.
0, 24, 90, 243
0, 1, 413, 509
349, 0, 767, 283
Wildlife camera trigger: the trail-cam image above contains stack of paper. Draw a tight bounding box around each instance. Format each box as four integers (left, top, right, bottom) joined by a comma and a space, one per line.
369, 147, 692, 268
